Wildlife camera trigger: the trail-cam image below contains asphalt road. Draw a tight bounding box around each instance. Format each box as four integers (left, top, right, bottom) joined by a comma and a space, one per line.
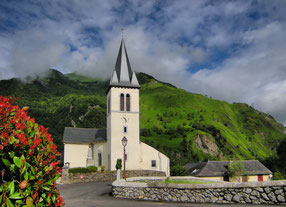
58, 182, 281, 207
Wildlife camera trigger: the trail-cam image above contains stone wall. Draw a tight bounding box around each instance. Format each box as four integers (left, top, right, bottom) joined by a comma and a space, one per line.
112, 179, 286, 205
61, 169, 165, 184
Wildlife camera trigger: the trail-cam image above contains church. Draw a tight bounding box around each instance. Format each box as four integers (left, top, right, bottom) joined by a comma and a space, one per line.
63, 38, 170, 176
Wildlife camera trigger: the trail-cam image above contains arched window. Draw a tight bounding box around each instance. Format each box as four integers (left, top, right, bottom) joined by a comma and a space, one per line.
126, 94, 130, 111
120, 93, 124, 111
98, 153, 102, 166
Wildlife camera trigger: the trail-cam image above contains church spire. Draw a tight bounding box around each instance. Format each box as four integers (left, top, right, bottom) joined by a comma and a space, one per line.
109, 38, 140, 89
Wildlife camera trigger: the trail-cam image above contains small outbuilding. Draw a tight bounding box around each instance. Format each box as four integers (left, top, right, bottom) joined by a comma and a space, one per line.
184, 160, 272, 182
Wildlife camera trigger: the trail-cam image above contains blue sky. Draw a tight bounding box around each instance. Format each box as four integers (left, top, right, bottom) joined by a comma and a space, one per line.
0, 0, 286, 125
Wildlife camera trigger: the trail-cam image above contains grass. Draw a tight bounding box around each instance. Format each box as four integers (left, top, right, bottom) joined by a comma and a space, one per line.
164, 179, 219, 185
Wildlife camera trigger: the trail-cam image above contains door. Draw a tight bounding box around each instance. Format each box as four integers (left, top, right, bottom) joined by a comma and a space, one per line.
258, 175, 263, 181
242, 176, 248, 182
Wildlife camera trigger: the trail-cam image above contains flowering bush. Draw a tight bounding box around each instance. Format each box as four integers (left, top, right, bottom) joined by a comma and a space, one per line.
0, 96, 64, 206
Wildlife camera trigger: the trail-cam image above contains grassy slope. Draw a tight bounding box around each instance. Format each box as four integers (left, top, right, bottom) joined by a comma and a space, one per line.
0, 70, 285, 167
139, 79, 285, 165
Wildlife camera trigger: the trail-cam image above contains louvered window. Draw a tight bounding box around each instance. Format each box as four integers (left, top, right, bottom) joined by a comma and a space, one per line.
120, 94, 124, 111
126, 94, 130, 111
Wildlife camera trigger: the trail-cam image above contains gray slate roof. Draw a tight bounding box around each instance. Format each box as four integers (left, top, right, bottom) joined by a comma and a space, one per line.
109, 38, 140, 89
184, 160, 272, 177
63, 127, 107, 143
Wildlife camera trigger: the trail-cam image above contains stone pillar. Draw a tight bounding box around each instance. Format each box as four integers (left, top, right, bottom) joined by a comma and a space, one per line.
61, 167, 69, 182
116, 169, 121, 180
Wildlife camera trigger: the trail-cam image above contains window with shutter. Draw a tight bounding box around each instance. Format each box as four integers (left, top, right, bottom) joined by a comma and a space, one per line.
126, 94, 130, 111
120, 94, 124, 111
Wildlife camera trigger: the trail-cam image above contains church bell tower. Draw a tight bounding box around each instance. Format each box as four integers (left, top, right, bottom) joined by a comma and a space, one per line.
106, 38, 140, 171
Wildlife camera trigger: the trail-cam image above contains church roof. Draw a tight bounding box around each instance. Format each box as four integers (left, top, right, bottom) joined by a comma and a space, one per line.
184, 160, 272, 177
109, 38, 140, 89
63, 127, 107, 143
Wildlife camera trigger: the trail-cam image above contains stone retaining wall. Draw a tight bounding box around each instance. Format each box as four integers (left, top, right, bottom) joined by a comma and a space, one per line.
112, 179, 286, 205
61, 169, 165, 184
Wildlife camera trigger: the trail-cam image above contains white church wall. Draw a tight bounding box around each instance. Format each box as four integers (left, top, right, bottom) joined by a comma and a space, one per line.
139, 142, 170, 176
107, 87, 140, 171
64, 143, 89, 168
93, 142, 108, 167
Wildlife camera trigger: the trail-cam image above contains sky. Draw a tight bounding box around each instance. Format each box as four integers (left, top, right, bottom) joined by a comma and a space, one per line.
0, 0, 286, 125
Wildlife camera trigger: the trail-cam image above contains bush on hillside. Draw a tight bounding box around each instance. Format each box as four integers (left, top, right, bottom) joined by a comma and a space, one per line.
0, 96, 64, 206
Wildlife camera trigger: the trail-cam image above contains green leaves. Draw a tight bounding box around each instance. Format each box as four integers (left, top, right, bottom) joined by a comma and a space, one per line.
13, 157, 21, 168
6, 198, 14, 207
2, 158, 11, 167
9, 192, 23, 199
8, 181, 15, 195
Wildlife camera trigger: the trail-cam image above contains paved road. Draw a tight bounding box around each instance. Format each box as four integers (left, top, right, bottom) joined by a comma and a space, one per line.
58, 182, 281, 207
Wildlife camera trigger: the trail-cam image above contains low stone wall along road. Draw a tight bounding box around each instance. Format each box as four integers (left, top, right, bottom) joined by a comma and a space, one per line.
58, 181, 283, 207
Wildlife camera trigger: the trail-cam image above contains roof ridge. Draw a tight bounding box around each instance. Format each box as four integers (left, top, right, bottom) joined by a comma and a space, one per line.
65, 127, 106, 130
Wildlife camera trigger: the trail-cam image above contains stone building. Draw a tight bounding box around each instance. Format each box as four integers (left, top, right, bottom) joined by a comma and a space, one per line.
63, 38, 170, 176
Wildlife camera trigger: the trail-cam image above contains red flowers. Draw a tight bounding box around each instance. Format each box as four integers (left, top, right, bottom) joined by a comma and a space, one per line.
0, 96, 64, 206
20, 180, 28, 189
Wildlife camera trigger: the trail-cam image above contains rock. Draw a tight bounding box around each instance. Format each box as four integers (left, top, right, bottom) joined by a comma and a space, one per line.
245, 196, 251, 203
261, 193, 269, 201
251, 190, 259, 196
181, 195, 188, 202
275, 189, 283, 195
264, 187, 271, 193
224, 194, 233, 201
212, 197, 218, 203
233, 194, 240, 202
257, 188, 264, 193
268, 192, 277, 202
277, 195, 285, 202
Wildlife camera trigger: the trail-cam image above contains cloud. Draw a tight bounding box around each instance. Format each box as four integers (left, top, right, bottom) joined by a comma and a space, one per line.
0, 0, 286, 125
187, 21, 286, 124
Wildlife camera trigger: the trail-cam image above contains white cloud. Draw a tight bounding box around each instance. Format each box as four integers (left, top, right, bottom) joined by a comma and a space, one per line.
0, 0, 286, 125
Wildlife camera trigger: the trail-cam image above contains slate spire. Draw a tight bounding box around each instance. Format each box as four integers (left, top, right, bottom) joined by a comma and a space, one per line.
109, 38, 140, 88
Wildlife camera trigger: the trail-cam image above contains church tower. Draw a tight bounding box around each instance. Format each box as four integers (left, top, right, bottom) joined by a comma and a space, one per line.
106, 38, 140, 171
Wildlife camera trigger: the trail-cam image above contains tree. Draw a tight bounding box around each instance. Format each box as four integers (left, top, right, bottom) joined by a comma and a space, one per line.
227, 160, 247, 182
170, 165, 189, 176
0, 96, 64, 206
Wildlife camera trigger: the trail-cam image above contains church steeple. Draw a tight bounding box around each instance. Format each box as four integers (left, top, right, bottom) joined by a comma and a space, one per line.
109, 38, 140, 89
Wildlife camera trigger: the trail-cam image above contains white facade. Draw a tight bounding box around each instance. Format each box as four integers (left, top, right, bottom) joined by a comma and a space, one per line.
63, 39, 170, 175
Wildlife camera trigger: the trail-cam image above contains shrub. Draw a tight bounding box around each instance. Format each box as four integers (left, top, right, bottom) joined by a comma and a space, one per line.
170, 165, 189, 176
68, 168, 89, 174
99, 165, 105, 172
115, 159, 122, 170
86, 165, 98, 172
0, 96, 64, 206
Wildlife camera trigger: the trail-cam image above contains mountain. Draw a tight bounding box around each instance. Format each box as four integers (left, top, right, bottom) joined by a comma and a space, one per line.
1, 69, 285, 177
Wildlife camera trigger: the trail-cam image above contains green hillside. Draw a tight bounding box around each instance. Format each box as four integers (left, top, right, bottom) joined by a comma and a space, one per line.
0, 69, 285, 177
